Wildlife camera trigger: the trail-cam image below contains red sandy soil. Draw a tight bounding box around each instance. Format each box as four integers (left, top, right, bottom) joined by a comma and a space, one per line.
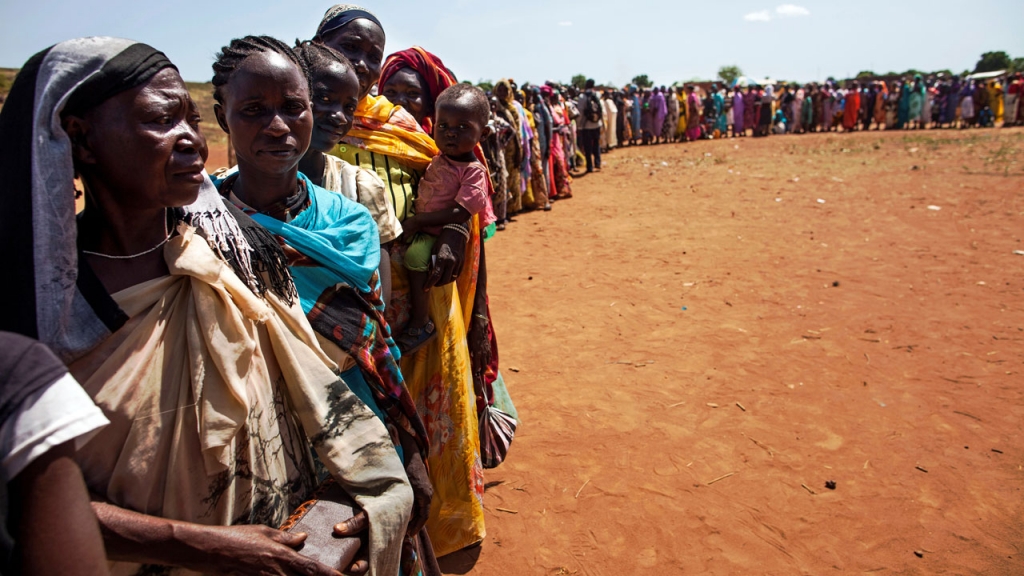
436, 127, 1024, 575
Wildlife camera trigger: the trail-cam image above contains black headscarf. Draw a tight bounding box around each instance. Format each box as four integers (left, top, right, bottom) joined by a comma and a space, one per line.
316, 4, 384, 38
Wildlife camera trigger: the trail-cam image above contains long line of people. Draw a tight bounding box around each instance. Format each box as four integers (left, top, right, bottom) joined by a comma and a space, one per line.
580, 73, 1023, 155
2, 5, 1022, 574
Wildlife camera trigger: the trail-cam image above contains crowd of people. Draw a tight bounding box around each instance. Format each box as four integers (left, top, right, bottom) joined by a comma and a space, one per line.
576, 73, 1023, 152
0, 3, 1022, 575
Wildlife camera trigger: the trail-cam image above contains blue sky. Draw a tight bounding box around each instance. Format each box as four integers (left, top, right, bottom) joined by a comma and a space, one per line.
2, 1, 1022, 85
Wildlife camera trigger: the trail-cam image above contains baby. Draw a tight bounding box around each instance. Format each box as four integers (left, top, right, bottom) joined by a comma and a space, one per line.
398, 84, 496, 352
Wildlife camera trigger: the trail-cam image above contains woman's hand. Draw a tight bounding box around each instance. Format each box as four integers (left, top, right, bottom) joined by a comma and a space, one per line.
333, 512, 370, 575
179, 524, 344, 576
424, 226, 468, 289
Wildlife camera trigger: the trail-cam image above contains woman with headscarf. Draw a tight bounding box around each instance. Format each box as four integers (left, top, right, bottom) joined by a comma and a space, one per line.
947, 78, 963, 128
792, 84, 804, 133
712, 86, 727, 136
663, 87, 679, 143
821, 83, 834, 132
908, 76, 925, 129
650, 87, 667, 144
960, 81, 976, 128
989, 80, 1004, 124
758, 85, 774, 137
874, 82, 888, 129
603, 91, 619, 150
896, 80, 911, 129
743, 86, 757, 136
0, 36, 412, 576
492, 79, 524, 215
676, 88, 689, 140
315, 5, 516, 557
686, 86, 703, 140
732, 86, 745, 137
545, 87, 574, 198
622, 88, 638, 145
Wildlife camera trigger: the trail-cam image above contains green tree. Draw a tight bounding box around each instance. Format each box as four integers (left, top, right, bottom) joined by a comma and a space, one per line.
717, 65, 742, 86
1010, 58, 1024, 74
570, 74, 587, 89
974, 51, 1011, 73
856, 70, 876, 79
631, 74, 652, 88
476, 79, 494, 92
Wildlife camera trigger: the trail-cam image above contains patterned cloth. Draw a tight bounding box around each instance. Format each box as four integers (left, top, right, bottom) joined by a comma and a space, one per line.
322, 154, 403, 243
388, 214, 488, 557
71, 228, 412, 576
217, 173, 428, 459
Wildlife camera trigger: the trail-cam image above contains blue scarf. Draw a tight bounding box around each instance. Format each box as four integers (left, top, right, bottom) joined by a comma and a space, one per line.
245, 173, 380, 311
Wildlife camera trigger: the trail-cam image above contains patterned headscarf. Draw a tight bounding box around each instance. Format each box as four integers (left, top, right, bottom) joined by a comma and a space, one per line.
378, 46, 457, 135
495, 78, 521, 126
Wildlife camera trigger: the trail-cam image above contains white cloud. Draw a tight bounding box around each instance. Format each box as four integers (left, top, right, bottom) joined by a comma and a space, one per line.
558, 21, 573, 26
744, 10, 772, 22
776, 4, 810, 17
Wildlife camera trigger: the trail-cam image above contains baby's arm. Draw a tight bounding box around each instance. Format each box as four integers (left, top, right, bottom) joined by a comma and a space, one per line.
402, 206, 471, 236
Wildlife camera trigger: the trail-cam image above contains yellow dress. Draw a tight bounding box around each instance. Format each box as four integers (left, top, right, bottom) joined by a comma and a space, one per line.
333, 94, 489, 555
677, 93, 689, 138
990, 83, 1004, 123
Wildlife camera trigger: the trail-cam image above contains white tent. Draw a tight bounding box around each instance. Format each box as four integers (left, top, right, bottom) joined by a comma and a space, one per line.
732, 76, 775, 88
965, 69, 1007, 81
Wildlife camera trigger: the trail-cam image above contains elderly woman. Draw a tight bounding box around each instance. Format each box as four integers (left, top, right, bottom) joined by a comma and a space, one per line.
0, 37, 411, 576
314, 5, 510, 557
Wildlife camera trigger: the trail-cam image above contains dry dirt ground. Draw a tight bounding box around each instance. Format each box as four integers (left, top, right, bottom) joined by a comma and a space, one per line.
436, 127, 1024, 575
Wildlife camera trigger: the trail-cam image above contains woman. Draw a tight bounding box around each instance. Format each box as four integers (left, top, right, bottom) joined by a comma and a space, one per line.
874, 82, 888, 129
686, 86, 702, 140
314, 5, 516, 557
213, 36, 439, 574
545, 87, 574, 198
378, 46, 546, 213
493, 79, 524, 215
732, 87, 745, 137
908, 76, 924, 129
640, 90, 654, 144
0, 37, 411, 576
604, 92, 619, 149
713, 87, 727, 136
757, 85, 773, 137
629, 87, 642, 145
676, 88, 689, 140
663, 87, 678, 143
792, 84, 804, 133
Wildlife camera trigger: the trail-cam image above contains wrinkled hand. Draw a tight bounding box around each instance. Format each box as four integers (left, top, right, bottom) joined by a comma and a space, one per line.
424, 228, 468, 289
333, 511, 370, 575
180, 524, 341, 576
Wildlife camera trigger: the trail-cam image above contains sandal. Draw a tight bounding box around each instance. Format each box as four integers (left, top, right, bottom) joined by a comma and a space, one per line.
396, 320, 436, 355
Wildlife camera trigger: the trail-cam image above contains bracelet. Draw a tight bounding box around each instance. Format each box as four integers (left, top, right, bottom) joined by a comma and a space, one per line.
473, 313, 489, 323
442, 223, 471, 240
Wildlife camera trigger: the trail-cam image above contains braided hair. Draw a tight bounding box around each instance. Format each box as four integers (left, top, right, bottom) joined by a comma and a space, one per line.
211, 35, 309, 103
293, 40, 354, 85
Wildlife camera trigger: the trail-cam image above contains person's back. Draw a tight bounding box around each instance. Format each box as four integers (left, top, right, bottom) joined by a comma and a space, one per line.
575, 79, 603, 171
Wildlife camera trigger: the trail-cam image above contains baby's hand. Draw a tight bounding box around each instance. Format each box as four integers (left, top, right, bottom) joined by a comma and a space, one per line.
402, 216, 420, 235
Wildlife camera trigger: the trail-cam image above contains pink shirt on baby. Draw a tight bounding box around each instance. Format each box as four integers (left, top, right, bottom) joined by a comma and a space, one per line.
414, 154, 497, 234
